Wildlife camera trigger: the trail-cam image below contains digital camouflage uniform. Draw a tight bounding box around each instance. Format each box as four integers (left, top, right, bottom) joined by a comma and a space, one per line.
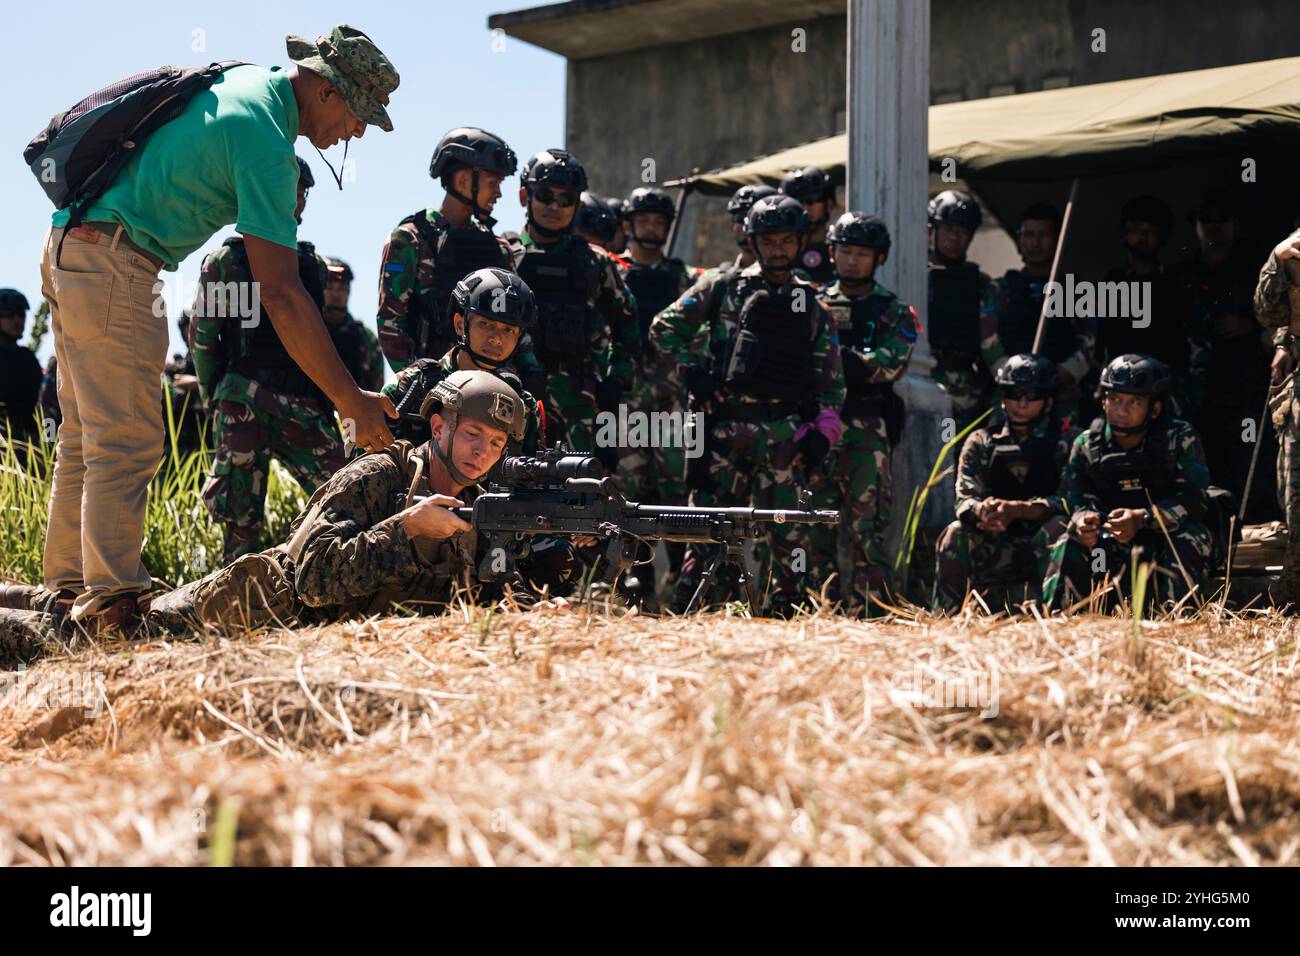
191, 238, 347, 563
507, 232, 639, 461
808, 279, 916, 605
1041, 417, 1212, 610
375, 208, 513, 372
328, 310, 384, 391
651, 262, 845, 610
979, 271, 1095, 423
616, 255, 698, 504
1255, 241, 1300, 598
382, 348, 544, 455
933, 414, 1078, 611
928, 261, 997, 432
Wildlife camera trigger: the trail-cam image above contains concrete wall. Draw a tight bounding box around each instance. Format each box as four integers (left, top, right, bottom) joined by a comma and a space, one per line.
558, 0, 1296, 265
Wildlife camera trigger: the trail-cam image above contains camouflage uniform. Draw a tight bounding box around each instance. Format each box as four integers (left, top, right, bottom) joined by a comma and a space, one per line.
651, 262, 845, 610
928, 261, 996, 431
807, 279, 917, 605
507, 232, 639, 461
979, 271, 1095, 423
1255, 243, 1300, 598
933, 415, 1078, 611
616, 255, 698, 504
1041, 417, 1212, 610
328, 311, 384, 391
375, 208, 513, 372
191, 237, 347, 563
382, 348, 544, 455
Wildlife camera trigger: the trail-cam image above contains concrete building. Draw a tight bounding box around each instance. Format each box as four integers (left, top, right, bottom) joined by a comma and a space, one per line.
490, 0, 1297, 265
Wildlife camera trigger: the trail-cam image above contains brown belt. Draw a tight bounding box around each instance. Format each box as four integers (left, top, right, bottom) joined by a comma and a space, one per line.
68, 221, 165, 272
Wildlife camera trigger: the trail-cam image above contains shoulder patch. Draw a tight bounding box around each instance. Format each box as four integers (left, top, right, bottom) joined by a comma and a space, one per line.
384, 263, 405, 273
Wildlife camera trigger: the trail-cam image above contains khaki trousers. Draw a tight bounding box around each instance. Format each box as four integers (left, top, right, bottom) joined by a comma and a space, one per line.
39, 225, 168, 620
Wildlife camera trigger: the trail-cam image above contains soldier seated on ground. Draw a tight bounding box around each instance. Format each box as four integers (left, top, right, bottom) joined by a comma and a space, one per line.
383, 267, 544, 455
933, 354, 1078, 612
0, 372, 584, 658
1042, 354, 1213, 612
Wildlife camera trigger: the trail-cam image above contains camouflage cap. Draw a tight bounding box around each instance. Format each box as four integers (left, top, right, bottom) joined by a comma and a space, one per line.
286, 24, 399, 132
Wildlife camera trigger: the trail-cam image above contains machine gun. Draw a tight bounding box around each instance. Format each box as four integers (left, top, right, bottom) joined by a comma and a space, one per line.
447, 445, 840, 614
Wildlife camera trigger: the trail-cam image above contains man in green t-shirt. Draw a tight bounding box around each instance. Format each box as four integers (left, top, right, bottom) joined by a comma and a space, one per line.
34, 24, 400, 638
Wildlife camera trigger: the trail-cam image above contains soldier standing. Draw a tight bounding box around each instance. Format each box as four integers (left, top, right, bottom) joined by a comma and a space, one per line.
721, 184, 776, 272
573, 191, 620, 250
1254, 221, 1300, 603
322, 257, 384, 391
980, 204, 1094, 424
778, 167, 837, 286
934, 355, 1077, 612
508, 149, 638, 473
1042, 354, 1212, 611
376, 127, 518, 372
808, 213, 916, 610
192, 157, 348, 562
0, 289, 43, 443
616, 186, 697, 507
652, 195, 845, 616
927, 190, 996, 432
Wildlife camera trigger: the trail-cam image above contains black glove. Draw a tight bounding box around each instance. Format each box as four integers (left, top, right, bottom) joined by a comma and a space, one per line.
684, 367, 717, 409
797, 429, 830, 471
594, 378, 624, 413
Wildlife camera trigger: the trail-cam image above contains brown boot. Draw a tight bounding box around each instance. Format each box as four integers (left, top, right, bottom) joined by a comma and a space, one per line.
70, 592, 152, 640
0, 583, 44, 610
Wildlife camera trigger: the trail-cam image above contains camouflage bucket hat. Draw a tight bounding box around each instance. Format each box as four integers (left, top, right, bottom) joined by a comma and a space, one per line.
286, 24, 399, 132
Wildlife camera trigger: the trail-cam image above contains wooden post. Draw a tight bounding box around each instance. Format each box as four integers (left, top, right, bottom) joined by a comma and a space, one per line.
847, 0, 952, 588
1031, 178, 1080, 353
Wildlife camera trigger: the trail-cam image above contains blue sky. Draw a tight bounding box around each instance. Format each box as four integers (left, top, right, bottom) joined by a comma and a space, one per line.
1, 1, 565, 376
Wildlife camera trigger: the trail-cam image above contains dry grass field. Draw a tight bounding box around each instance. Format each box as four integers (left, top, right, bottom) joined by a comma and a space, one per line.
1, 602, 1298, 866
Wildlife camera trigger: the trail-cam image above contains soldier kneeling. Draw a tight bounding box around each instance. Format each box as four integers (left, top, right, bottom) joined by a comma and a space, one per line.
1042, 354, 1213, 611
934, 354, 1077, 612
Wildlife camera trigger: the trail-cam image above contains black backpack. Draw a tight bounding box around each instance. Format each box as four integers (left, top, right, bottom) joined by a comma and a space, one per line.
24, 61, 244, 228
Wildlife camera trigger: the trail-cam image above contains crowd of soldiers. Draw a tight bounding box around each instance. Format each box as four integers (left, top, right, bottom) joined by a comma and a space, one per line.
8, 109, 1300, 639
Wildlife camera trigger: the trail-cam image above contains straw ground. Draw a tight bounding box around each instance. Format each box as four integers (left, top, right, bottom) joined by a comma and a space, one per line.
1, 602, 1298, 866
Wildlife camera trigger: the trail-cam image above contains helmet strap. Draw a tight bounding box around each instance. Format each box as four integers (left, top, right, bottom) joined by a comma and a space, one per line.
313, 137, 348, 191
446, 168, 498, 228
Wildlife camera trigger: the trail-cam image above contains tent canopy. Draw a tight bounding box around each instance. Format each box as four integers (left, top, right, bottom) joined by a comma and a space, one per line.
670, 56, 1300, 192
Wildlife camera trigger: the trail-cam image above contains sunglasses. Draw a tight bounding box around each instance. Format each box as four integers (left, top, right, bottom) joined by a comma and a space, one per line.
533, 185, 579, 208
1001, 387, 1048, 402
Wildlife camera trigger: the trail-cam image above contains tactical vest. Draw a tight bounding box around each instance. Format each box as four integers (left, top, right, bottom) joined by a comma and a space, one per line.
723, 286, 815, 403
927, 262, 983, 354
987, 427, 1061, 533
515, 240, 597, 375
401, 210, 507, 361
624, 261, 682, 353
1084, 420, 1176, 512
998, 270, 1075, 362
224, 237, 328, 402
329, 319, 369, 389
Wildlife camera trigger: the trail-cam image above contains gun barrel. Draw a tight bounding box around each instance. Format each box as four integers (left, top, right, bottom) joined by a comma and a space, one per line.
631, 504, 840, 525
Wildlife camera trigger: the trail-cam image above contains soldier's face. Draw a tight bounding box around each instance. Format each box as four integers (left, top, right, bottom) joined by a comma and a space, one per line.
457, 312, 521, 363
0, 314, 22, 341
1018, 219, 1058, 270
445, 418, 509, 481
731, 218, 750, 250
455, 168, 505, 213
522, 185, 579, 232
803, 199, 832, 225
755, 231, 800, 273
830, 243, 880, 282
324, 279, 349, 311
1124, 221, 1163, 259
1002, 393, 1048, 425
934, 223, 973, 260
630, 212, 669, 246
1103, 391, 1159, 429
308, 83, 366, 148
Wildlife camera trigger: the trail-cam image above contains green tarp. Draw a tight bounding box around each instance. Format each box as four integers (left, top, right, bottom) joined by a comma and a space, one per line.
671, 56, 1300, 191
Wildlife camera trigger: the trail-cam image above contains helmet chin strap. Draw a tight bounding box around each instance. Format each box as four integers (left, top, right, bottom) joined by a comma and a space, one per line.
313, 120, 349, 190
